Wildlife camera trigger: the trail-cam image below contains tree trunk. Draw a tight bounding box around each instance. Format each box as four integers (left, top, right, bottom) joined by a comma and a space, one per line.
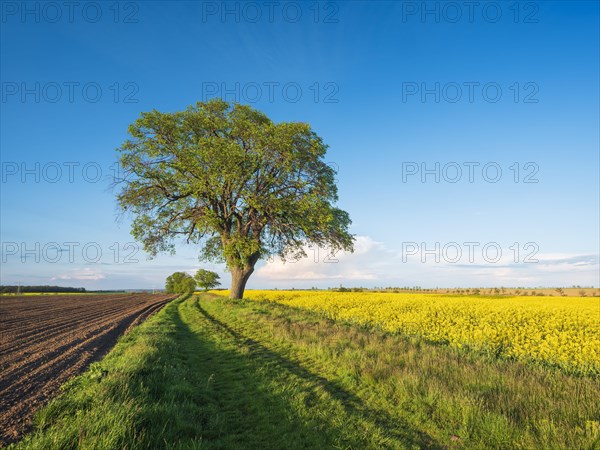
230, 266, 254, 299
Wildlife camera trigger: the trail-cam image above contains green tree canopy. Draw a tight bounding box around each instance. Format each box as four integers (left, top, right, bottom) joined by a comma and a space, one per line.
117, 99, 354, 299
194, 269, 221, 291
165, 272, 196, 294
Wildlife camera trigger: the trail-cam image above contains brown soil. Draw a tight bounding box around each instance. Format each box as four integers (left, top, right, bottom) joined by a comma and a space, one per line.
0, 293, 177, 447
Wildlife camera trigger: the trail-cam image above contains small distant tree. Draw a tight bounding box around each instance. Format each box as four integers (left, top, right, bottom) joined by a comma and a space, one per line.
195, 269, 221, 291
166, 272, 196, 294
579, 289, 587, 297
555, 288, 565, 296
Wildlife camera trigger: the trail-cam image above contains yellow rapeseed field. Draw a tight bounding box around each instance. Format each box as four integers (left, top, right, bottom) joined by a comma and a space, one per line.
213, 290, 600, 376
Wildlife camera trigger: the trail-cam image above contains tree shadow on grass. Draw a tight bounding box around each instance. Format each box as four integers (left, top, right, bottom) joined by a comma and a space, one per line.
19, 296, 443, 449
190, 299, 444, 450
105, 299, 355, 449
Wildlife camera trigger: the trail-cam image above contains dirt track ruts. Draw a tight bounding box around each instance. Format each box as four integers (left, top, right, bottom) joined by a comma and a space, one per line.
0, 293, 177, 447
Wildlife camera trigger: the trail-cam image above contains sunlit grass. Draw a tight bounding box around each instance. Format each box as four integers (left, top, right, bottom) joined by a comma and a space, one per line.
12, 294, 600, 449
212, 290, 600, 376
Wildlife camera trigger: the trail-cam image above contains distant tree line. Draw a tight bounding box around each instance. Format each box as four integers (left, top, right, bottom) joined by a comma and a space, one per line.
0, 285, 86, 293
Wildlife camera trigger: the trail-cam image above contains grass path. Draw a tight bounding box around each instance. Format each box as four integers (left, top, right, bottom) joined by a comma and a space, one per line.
11, 295, 600, 449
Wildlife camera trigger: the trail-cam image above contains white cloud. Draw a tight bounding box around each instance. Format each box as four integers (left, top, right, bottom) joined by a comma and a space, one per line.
253, 236, 390, 285
51, 268, 106, 281
8, 240, 594, 290
250, 239, 600, 289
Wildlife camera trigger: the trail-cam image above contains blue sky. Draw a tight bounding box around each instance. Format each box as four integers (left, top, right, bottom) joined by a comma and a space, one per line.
1, 1, 599, 289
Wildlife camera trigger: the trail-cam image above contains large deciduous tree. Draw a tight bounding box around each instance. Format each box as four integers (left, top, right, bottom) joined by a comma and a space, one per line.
116, 99, 354, 299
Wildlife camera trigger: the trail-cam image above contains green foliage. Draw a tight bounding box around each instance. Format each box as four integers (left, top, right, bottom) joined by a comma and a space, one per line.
116, 99, 354, 297
165, 272, 196, 294
194, 269, 221, 291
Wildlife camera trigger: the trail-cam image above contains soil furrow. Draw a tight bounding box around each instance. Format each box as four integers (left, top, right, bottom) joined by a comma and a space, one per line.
0, 293, 176, 447
0, 300, 147, 358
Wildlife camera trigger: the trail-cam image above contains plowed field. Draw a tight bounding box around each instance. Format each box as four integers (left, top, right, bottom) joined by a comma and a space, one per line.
0, 293, 177, 446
